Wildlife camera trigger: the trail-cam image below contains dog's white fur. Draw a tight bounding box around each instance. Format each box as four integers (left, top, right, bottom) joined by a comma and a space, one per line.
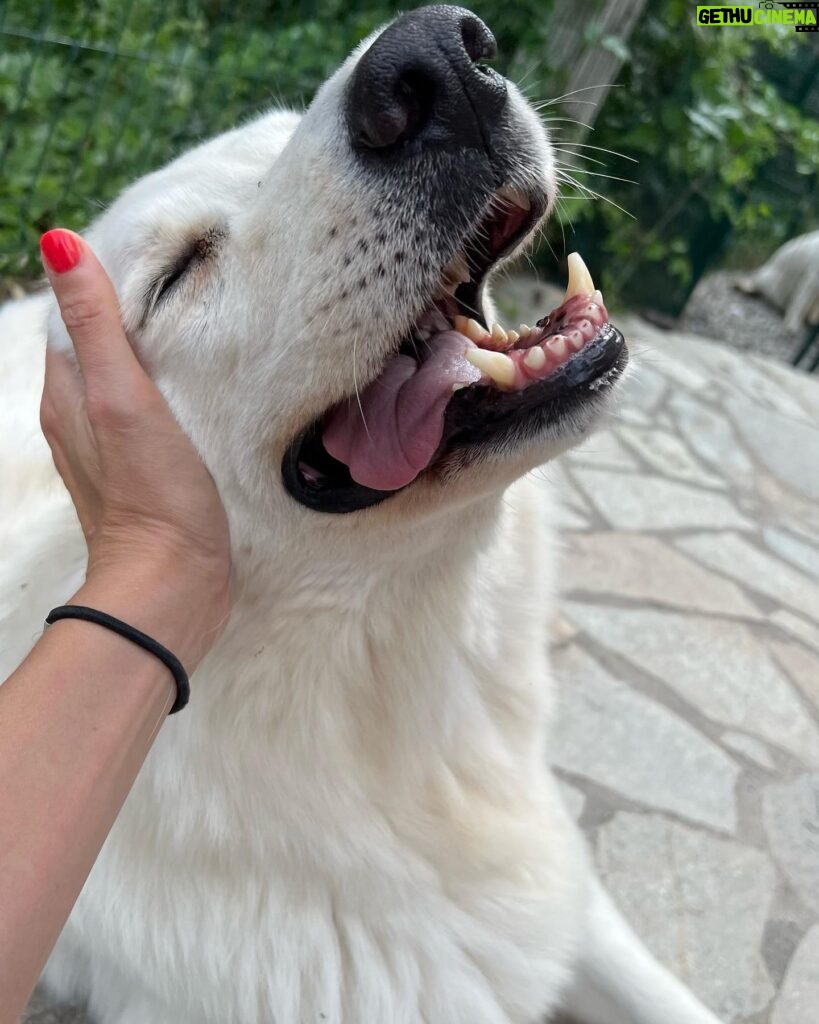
1, 18, 724, 1024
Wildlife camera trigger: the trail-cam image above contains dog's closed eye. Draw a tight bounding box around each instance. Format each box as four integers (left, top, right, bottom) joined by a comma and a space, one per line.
144, 225, 227, 319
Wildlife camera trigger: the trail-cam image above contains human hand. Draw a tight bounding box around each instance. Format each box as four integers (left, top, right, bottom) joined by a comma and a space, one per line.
39, 229, 232, 670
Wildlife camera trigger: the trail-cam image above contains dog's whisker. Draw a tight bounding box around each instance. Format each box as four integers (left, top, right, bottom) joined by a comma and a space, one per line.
534, 98, 601, 109
558, 168, 639, 187
533, 82, 622, 107
556, 173, 636, 220
564, 142, 639, 163
352, 332, 372, 441
553, 147, 609, 168
537, 115, 596, 132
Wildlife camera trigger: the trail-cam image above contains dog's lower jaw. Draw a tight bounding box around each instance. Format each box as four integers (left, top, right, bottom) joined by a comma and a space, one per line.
39, 475, 590, 1024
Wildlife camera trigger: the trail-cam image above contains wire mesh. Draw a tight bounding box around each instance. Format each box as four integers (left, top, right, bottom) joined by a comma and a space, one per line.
0, 1, 390, 281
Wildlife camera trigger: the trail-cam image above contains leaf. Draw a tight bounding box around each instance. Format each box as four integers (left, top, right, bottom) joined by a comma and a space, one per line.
599, 35, 631, 63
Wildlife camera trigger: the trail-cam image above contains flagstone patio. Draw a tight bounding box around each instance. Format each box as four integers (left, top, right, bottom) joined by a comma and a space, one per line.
538, 298, 819, 1024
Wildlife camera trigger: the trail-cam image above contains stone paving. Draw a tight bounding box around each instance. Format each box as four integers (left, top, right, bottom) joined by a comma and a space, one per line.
24, 286, 819, 1023
538, 306, 819, 1024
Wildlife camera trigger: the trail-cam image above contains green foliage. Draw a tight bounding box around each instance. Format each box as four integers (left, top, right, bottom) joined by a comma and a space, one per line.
548, 0, 819, 312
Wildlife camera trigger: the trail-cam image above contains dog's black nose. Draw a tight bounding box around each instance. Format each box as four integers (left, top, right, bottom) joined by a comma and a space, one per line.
346, 5, 507, 152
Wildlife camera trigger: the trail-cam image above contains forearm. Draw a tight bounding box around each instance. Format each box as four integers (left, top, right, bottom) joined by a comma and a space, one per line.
0, 568, 188, 1021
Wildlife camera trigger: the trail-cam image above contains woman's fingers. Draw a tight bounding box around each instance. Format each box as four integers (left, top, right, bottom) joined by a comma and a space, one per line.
40, 229, 144, 407
41, 344, 83, 429
40, 346, 102, 543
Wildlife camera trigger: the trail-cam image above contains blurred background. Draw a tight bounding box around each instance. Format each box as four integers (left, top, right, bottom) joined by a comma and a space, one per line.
1, 0, 817, 350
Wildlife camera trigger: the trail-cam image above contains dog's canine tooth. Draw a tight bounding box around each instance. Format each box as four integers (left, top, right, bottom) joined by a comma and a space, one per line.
435, 279, 461, 299
465, 348, 516, 387
523, 346, 546, 371
496, 185, 532, 211
444, 252, 470, 285
564, 252, 595, 302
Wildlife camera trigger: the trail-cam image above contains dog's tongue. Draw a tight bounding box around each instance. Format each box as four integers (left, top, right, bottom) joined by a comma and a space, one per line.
323, 331, 481, 491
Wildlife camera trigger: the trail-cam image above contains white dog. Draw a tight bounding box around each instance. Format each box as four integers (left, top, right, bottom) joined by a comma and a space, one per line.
1, 7, 723, 1023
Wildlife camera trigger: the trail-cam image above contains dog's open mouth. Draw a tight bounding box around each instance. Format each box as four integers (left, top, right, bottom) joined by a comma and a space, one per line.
283, 191, 628, 513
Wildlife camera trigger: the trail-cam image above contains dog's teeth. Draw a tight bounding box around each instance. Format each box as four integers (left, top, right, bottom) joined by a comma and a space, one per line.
444, 252, 470, 285
460, 315, 487, 344
491, 322, 509, 346
546, 335, 569, 360
506, 329, 520, 345
591, 288, 604, 306
497, 185, 532, 212
518, 323, 532, 338
465, 348, 516, 387
454, 314, 491, 345
564, 252, 595, 302
523, 346, 546, 371
436, 279, 460, 299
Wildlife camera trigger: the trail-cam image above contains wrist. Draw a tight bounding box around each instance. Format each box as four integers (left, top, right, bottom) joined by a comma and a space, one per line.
76, 546, 229, 672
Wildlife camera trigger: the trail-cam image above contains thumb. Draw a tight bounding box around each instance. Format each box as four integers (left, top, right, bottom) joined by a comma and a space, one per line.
40, 229, 145, 402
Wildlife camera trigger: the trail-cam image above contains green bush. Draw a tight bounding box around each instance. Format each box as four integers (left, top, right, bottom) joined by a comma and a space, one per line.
545, 0, 819, 313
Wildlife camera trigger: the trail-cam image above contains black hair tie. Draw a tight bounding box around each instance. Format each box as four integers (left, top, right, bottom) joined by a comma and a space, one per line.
45, 605, 189, 714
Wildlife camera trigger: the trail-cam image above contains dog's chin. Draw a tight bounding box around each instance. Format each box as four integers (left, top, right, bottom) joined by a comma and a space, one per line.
282, 192, 629, 515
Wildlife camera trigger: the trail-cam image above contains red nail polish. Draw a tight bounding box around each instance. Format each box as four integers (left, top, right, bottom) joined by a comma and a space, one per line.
40, 229, 82, 274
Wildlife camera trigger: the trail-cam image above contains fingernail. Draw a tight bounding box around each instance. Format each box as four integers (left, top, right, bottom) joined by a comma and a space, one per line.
40, 229, 83, 274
